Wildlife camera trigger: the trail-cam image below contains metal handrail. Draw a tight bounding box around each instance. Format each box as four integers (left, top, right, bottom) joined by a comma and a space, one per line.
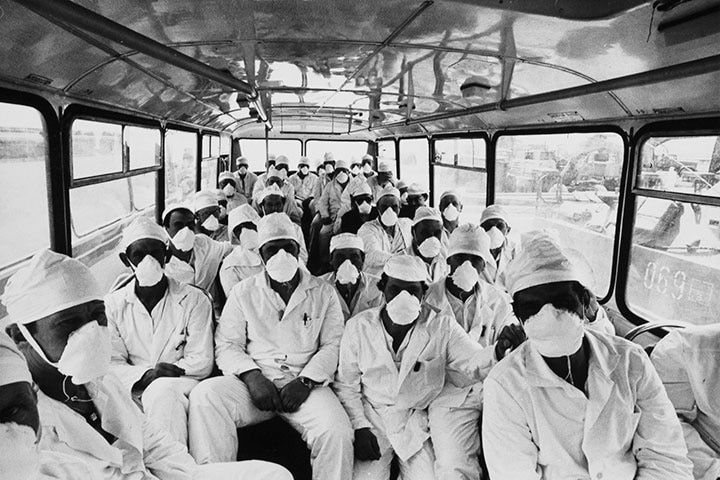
624, 321, 691, 342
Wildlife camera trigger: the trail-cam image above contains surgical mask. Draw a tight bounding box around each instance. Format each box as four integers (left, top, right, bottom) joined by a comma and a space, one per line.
223, 184, 236, 196
336, 259, 360, 285
363, 164, 373, 174
524, 304, 584, 358
358, 201, 372, 215
201, 215, 220, 232
380, 208, 398, 227
451, 260, 479, 292
0, 422, 40, 480
443, 204, 460, 222
487, 226, 505, 250
336, 171, 349, 184
385, 291, 421, 326
171, 227, 195, 251
132, 255, 164, 287
351, 167, 360, 176
417, 236, 442, 258
265, 249, 299, 283
300, 166, 309, 175
239, 229, 259, 250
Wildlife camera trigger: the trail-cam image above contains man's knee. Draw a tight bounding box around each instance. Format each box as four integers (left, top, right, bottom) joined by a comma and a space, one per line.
189, 376, 235, 410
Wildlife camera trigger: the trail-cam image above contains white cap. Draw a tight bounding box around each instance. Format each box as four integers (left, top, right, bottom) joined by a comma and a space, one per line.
480, 205, 509, 225
120, 216, 167, 251
447, 224, 494, 267
258, 183, 286, 203
298, 156, 310, 166
236, 156, 249, 166
378, 161, 393, 173
335, 159, 350, 170
323, 152, 335, 163
162, 203, 193, 223
218, 171, 236, 184
330, 233, 364, 253
407, 183, 428, 196
267, 166, 282, 179
505, 230, 584, 297
1, 250, 103, 326
349, 181, 372, 198
397, 180, 408, 190
361, 154, 373, 162
439, 190, 459, 202
257, 213, 299, 248
275, 155, 289, 167
413, 206, 442, 226
192, 190, 219, 213
0, 330, 32, 386
213, 189, 226, 202
383, 254, 428, 283
377, 185, 400, 201
229, 204, 261, 236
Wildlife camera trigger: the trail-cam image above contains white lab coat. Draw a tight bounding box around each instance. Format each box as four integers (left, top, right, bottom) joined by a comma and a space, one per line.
218, 246, 264, 297
320, 271, 384, 322
483, 329, 694, 480
288, 172, 319, 201
652, 324, 720, 480
233, 170, 258, 203
164, 233, 232, 291
357, 218, 413, 276
481, 237, 516, 291
406, 245, 449, 283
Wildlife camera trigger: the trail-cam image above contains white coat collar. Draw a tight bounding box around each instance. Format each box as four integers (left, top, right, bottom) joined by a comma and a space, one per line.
121, 275, 192, 308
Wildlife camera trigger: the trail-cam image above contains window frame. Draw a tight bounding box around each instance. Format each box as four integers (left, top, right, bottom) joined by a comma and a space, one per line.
237, 137, 303, 172
304, 138, 371, 166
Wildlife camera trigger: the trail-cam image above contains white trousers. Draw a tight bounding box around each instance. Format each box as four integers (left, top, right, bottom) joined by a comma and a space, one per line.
141, 377, 198, 447
197, 460, 293, 480
188, 376, 354, 480
353, 437, 436, 480
427, 402, 482, 480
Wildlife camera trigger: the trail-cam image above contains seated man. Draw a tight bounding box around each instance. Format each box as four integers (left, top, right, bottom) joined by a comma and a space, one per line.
424, 224, 522, 480
320, 233, 384, 322
479, 204, 516, 290
288, 156, 319, 206
257, 184, 309, 264
1, 249, 292, 480
162, 203, 233, 291
219, 204, 264, 296
399, 183, 428, 220
193, 190, 227, 242
334, 255, 510, 480
338, 181, 378, 235
652, 324, 720, 480
234, 156, 258, 202
482, 231, 693, 480
106, 217, 214, 446
219, 171, 247, 211
357, 185, 412, 276
438, 190, 463, 238
407, 207, 449, 282
188, 213, 354, 479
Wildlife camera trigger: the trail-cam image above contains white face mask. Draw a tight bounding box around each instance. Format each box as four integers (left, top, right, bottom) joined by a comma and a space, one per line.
239, 166, 248, 174
223, 184, 236, 196
239, 229, 259, 250
487, 226, 505, 250
219, 205, 227, 219
336, 259, 360, 285
363, 164, 373, 174
336, 171, 349, 184
325, 165, 335, 175
380, 207, 398, 227
201, 215, 220, 232
358, 201, 372, 215
451, 260, 479, 292
133, 255, 164, 287
278, 169, 288, 180
300, 166, 309, 175
171, 227, 195, 252
417, 236, 442, 259
400, 192, 409, 203
351, 167, 360, 176
524, 304, 585, 358
385, 291, 422, 326
0, 423, 40, 480
442, 204, 460, 222
265, 249, 299, 283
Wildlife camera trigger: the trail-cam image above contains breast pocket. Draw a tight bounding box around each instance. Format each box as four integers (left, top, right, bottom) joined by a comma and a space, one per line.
168, 331, 187, 362
408, 355, 445, 405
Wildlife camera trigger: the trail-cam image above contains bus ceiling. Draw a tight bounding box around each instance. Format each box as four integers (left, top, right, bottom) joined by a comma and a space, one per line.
3, 0, 720, 137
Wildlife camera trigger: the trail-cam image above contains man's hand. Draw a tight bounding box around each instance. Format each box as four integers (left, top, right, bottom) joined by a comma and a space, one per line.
495, 324, 526, 360
240, 370, 282, 412
279, 378, 312, 412
133, 362, 185, 391
354, 428, 381, 461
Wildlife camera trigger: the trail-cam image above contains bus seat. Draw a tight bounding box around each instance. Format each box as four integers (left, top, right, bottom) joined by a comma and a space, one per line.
624, 321, 691, 356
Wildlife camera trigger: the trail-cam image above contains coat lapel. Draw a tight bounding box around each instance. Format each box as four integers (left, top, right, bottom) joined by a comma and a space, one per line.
397, 311, 432, 388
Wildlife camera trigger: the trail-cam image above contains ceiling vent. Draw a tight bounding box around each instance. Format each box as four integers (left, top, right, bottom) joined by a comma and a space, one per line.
25, 73, 53, 86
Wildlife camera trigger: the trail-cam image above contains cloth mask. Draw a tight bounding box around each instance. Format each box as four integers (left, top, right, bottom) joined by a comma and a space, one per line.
487, 226, 505, 250
0, 422, 40, 480
201, 215, 220, 232
336, 259, 360, 285
265, 249, 299, 283
385, 291, 422, 326
380, 208, 398, 227
524, 304, 585, 358
451, 260, 479, 292
363, 164, 373, 174
133, 255, 164, 287
442, 204, 460, 222
239, 229, 259, 250
358, 201, 372, 215
223, 184, 236, 196
417, 237, 442, 258
336, 172, 349, 184
171, 227, 195, 252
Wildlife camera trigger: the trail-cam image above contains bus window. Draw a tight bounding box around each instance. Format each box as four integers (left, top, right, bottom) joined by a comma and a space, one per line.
305, 140, 369, 168
627, 134, 720, 325
0, 103, 50, 269
433, 138, 487, 220
399, 138, 430, 194
200, 134, 219, 191
377, 139, 397, 177
495, 132, 624, 297
125, 126, 161, 170
220, 134, 231, 155
165, 129, 197, 204
70, 177, 132, 237
239, 138, 302, 171
71, 119, 122, 179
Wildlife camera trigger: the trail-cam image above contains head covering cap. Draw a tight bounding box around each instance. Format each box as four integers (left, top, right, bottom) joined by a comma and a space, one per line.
218, 171, 236, 184
447, 224, 494, 268
439, 190, 459, 202
0, 330, 32, 386
298, 156, 310, 167
349, 181, 372, 198
413, 206, 442, 226
162, 203, 193, 224
257, 213, 298, 248
259, 183, 286, 203
121, 216, 167, 251
505, 230, 584, 297
229, 204, 261, 238
192, 190, 219, 213
330, 233, 364, 253
236, 156, 249, 166
323, 152, 335, 163
378, 161, 393, 173
480, 204, 509, 225
377, 185, 400, 201
383, 255, 428, 283
335, 159, 350, 170
275, 155, 289, 167
267, 166, 282, 179
361, 154, 373, 163
1, 250, 103, 326
396, 180, 408, 190
407, 183, 428, 196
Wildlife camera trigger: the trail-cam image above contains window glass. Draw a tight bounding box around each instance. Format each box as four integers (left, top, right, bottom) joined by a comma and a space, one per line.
219, 134, 231, 155
399, 138, 429, 193
495, 132, 624, 297
71, 119, 122, 179
305, 140, 369, 168
638, 135, 720, 197
433, 165, 487, 222
238, 139, 302, 171
210, 136, 219, 157
434, 138, 486, 168
130, 173, 156, 211
202, 135, 211, 158
70, 178, 132, 238
165, 130, 197, 204
377, 139, 397, 177
125, 126, 160, 170
0, 103, 50, 268
200, 158, 218, 191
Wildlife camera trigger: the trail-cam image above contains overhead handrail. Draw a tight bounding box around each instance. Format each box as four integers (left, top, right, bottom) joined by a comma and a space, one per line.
624, 321, 690, 342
